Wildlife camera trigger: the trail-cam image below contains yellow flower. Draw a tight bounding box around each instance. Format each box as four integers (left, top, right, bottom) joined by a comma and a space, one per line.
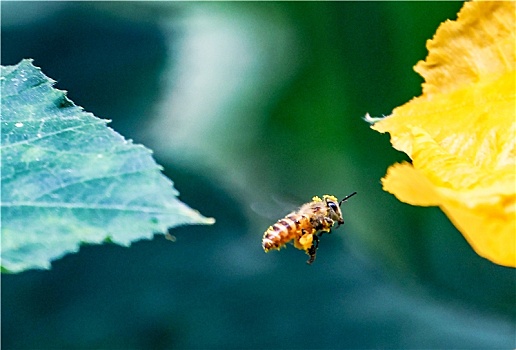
369, 1, 515, 267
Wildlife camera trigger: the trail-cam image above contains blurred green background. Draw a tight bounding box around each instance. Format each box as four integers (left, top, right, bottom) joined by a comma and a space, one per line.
2, 2, 515, 349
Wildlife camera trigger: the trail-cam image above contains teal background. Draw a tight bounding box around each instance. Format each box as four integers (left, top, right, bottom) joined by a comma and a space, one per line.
2, 2, 514, 349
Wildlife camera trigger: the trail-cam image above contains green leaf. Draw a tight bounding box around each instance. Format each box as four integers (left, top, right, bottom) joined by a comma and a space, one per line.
1, 59, 215, 273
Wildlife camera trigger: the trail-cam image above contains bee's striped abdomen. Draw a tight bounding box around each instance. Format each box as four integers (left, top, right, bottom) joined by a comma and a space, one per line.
262, 214, 312, 252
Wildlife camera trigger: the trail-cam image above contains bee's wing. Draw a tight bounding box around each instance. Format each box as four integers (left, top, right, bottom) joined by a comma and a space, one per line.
250, 194, 300, 220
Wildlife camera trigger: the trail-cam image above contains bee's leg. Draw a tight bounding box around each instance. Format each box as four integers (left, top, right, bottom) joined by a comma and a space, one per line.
319, 224, 333, 238
306, 235, 319, 264
325, 218, 335, 234
316, 218, 334, 237
318, 229, 330, 237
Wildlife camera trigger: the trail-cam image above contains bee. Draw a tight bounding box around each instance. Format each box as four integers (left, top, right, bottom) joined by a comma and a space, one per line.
262, 192, 357, 264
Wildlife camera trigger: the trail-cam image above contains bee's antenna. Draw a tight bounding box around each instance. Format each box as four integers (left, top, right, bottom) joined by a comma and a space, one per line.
339, 192, 357, 206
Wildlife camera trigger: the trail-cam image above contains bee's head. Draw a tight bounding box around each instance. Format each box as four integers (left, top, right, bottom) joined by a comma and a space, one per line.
323, 195, 344, 225
323, 192, 357, 226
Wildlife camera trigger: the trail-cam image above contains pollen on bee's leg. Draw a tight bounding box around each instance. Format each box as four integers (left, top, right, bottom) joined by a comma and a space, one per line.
306, 235, 319, 264
297, 233, 313, 251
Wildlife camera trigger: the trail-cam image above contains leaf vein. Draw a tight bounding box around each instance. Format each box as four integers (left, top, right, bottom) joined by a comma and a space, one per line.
0, 120, 106, 150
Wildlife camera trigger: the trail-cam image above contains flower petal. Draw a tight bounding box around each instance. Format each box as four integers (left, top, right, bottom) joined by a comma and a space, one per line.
371, 1, 515, 267
415, 1, 515, 95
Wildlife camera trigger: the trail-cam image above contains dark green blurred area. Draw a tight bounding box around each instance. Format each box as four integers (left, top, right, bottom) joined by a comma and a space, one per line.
2, 2, 514, 349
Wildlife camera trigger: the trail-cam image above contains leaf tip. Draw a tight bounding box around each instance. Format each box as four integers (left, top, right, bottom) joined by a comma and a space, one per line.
204, 216, 216, 225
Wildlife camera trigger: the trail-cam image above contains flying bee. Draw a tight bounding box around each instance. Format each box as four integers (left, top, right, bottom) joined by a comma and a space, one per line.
262, 192, 357, 264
